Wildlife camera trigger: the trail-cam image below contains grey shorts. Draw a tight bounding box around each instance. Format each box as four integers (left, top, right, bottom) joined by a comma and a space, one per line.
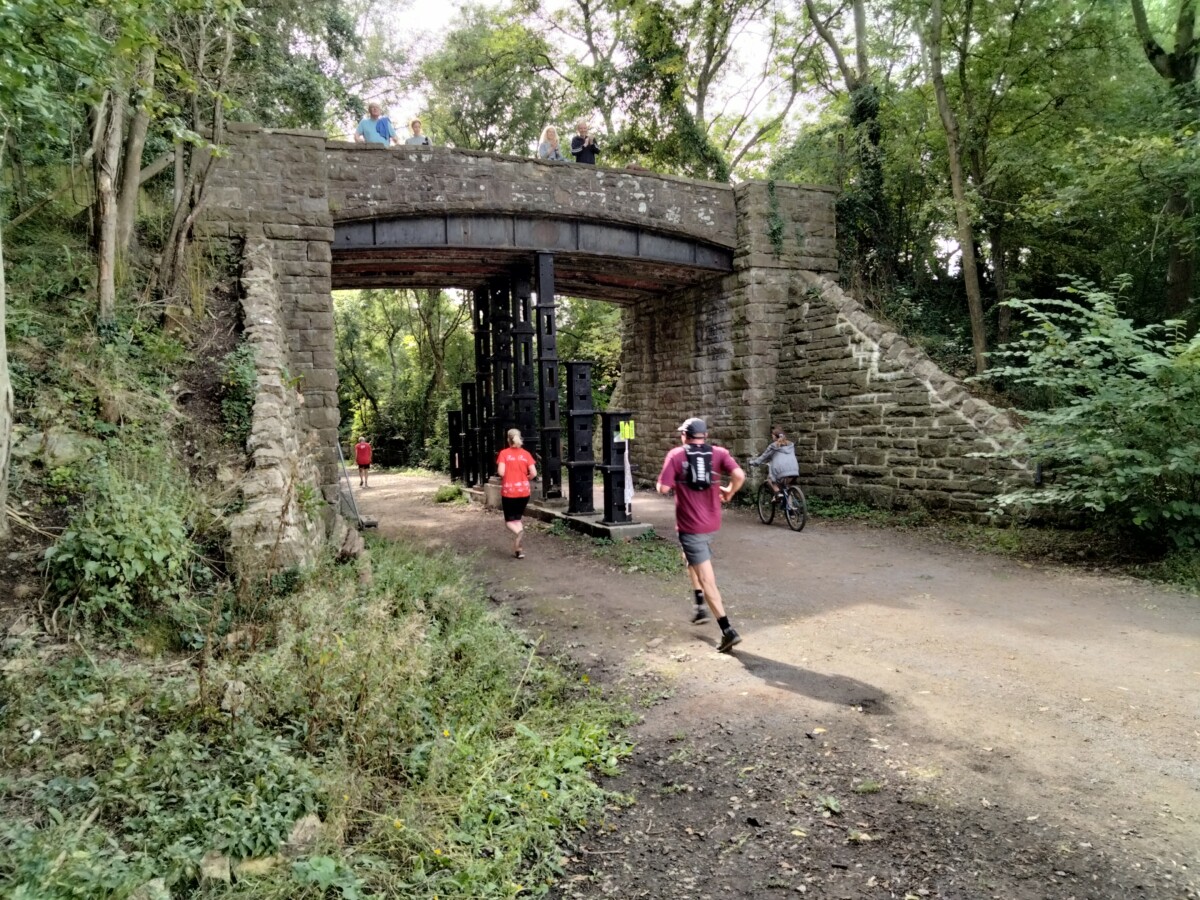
678, 532, 716, 566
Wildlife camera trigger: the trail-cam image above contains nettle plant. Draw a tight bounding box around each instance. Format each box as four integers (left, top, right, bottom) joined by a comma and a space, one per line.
43, 452, 197, 626
984, 277, 1200, 547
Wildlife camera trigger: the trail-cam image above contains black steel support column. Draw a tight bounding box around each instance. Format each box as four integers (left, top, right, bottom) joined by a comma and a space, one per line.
600, 410, 634, 525
534, 252, 562, 499
460, 381, 479, 488
472, 287, 494, 485
512, 267, 538, 459
491, 277, 515, 454
448, 409, 464, 482
565, 361, 596, 514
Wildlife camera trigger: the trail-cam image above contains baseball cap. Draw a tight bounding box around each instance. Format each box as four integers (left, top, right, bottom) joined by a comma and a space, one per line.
677, 417, 707, 437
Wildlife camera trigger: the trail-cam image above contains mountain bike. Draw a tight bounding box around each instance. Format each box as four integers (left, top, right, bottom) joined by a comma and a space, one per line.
753, 473, 807, 532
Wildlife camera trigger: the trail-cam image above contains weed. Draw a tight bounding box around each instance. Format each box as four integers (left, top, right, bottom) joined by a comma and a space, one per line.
434, 483, 467, 504
853, 780, 884, 794
43, 449, 198, 629
220, 342, 258, 447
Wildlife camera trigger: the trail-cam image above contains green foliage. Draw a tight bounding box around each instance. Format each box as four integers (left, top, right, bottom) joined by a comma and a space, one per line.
605, 0, 731, 181
335, 288, 473, 469
414, 4, 560, 154
984, 278, 1200, 547
220, 342, 258, 447
0, 655, 321, 895
557, 297, 622, 409
43, 452, 197, 627
5, 533, 632, 899
766, 180, 785, 257
434, 483, 467, 503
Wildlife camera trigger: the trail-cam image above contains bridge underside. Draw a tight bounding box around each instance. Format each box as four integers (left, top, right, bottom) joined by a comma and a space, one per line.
332, 214, 733, 303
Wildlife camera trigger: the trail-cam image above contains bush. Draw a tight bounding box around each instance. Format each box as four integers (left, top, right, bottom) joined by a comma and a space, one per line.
983, 277, 1200, 548
43, 452, 197, 626
434, 483, 465, 503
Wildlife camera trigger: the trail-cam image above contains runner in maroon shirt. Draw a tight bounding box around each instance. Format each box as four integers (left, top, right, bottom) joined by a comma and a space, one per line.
657, 417, 746, 652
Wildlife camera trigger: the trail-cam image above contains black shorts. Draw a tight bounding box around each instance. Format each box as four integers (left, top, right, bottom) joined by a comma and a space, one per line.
358, 463, 370, 471
502, 495, 530, 522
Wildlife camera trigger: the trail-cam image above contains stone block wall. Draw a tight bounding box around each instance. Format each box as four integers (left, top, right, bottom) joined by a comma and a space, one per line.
620, 182, 1028, 516
201, 124, 340, 498
776, 274, 1028, 513
228, 246, 354, 578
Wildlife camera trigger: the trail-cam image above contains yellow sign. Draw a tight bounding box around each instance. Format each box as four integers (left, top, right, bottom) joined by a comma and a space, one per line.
619, 420, 636, 440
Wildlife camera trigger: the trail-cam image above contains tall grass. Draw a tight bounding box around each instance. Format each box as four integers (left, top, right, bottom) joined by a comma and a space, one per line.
0, 537, 631, 899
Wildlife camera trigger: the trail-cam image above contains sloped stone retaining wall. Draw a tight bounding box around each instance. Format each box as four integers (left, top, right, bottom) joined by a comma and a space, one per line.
620, 183, 1028, 516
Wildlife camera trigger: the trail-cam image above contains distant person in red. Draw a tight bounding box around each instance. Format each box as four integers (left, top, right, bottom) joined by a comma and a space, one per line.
354, 436, 373, 487
496, 428, 537, 559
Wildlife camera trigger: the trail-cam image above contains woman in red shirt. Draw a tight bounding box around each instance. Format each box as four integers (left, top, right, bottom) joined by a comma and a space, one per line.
496, 428, 538, 559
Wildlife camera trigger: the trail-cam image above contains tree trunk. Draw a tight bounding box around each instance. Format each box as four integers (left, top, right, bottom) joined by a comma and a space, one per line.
1164, 189, 1196, 317
96, 86, 128, 329
116, 46, 157, 260
990, 223, 1014, 344
0, 134, 13, 541
924, 0, 988, 373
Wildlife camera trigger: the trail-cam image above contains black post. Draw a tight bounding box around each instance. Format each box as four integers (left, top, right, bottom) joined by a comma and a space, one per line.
512, 267, 538, 459
534, 252, 562, 499
460, 381, 478, 488
566, 361, 596, 514
473, 287, 493, 486
448, 409, 464, 482
491, 277, 515, 454
600, 410, 635, 525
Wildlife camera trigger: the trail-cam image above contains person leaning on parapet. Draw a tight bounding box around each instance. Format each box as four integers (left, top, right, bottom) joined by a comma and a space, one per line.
656, 417, 746, 653
405, 117, 432, 146
354, 102, 397, 145
537, 125, 567, 161
570, 119, 600, 164
747, 425, 800, 501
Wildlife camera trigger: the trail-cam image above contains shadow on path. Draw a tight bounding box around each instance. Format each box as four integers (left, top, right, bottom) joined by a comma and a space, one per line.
730, 648, 892, 715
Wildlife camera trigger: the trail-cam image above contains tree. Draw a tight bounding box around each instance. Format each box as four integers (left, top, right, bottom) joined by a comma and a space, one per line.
1130, 0, 1199, 315
414, 4, 561, 154
804, 0, 889, 286
922, 0, 988, 373
0, 0, 126, 537
334, 289, 472, 467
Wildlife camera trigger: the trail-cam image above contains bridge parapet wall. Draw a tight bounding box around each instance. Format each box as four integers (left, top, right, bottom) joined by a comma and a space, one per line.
325, 143, 738, 245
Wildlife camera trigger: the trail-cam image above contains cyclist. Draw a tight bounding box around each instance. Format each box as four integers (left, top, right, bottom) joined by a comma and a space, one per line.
748, 425, 799, 500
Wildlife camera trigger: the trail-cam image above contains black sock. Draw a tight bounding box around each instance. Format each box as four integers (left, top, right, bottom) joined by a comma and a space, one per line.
717, 616, 730, 632
693, 589, 705, 606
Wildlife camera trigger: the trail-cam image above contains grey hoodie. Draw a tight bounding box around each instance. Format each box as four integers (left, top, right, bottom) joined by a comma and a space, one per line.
749, 439, 799, 483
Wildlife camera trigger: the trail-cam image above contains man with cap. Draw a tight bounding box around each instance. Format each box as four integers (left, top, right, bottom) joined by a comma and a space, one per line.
656, 417, 746, 652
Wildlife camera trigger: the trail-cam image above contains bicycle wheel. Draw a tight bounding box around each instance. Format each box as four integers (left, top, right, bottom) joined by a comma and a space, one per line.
756, 482, 776, 524
784, 485, 807, 532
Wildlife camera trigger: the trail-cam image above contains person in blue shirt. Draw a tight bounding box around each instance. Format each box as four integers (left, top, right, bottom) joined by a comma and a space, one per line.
354, 102, 396, 145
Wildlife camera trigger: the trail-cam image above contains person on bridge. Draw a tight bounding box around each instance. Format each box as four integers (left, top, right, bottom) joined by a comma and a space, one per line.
657, 417, 746, 652
748, 425, 800, 501
538, 125, 567, 161
405, 117, 432, 146
354, 102, 396, 145
354, 436, 373, 487
497, 428, 538, 559
570, 120, 600, 164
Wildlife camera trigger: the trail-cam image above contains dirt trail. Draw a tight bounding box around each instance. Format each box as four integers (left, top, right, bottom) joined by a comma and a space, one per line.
358, 472, 1199, 899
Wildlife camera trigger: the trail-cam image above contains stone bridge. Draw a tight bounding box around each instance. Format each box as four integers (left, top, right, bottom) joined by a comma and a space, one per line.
201, 123, 1025, 569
